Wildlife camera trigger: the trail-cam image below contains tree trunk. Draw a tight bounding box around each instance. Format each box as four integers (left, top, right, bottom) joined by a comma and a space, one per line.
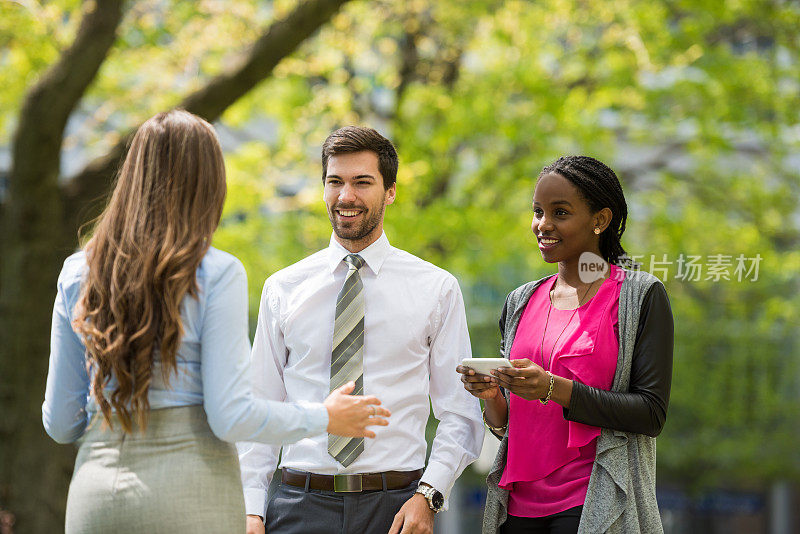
0, 1, 352, 531
0, 1, 126, 530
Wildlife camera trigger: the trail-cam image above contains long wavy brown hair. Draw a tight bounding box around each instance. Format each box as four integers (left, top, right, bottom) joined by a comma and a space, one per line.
73, 109, 226, 433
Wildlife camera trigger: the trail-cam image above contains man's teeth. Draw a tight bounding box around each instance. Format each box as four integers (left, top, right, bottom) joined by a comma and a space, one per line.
540, 238, 559, 244
338, 210, 359, 217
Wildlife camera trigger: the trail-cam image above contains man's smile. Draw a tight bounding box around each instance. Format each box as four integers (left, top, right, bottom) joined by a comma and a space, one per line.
335, 208, 364, 219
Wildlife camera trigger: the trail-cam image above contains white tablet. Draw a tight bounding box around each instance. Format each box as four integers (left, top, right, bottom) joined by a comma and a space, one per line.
461, 358, 513, 376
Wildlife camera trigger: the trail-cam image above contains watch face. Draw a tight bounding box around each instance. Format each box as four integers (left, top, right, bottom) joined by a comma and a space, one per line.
432, 491, 444, 510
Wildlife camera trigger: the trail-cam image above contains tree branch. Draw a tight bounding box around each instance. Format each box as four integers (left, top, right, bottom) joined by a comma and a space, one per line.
396, 21, 421, 106
9, 0, 124, 197
61, 0, 353, 234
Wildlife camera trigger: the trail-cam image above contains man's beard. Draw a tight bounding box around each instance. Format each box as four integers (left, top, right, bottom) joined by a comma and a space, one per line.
329, 203, 385, 242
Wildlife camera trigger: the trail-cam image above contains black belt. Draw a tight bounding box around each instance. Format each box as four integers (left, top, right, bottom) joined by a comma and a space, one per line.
281, 468, 423, 493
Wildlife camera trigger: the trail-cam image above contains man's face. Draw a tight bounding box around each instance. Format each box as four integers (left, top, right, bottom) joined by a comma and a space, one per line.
323, 150, 396, 252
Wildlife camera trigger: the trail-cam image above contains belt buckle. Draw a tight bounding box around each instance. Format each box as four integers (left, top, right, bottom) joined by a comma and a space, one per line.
333, 474, 363, 492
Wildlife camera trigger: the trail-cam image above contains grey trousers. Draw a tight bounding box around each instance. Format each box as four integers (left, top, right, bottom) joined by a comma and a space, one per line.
266, 479, 418, 534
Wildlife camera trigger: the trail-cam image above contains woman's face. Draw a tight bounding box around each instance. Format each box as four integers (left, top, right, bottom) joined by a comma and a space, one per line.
532, 172, 605, 264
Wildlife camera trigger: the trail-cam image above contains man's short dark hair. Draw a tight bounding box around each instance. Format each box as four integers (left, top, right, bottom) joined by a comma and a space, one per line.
321, 126, 398, 189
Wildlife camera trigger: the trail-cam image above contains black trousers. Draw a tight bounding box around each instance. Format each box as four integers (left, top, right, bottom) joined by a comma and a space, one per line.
500, 506, 582, 534
265, 480, 418, 534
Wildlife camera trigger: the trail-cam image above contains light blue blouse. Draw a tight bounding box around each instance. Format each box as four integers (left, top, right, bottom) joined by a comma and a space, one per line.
42, 247, 328, 445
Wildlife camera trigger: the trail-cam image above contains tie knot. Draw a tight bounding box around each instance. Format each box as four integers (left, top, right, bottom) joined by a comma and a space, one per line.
344, 254, 365, 270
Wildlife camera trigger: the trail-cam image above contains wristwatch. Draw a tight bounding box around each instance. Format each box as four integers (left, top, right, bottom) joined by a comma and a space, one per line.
415, 484, 445, 513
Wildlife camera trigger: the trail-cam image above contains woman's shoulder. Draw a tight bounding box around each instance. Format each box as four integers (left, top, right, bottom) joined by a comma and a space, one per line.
198, 247, 247, 285
616, 267, 671, 326
504, 275, 554, 308
617, 267, 665, 294
57, 250, 87, 287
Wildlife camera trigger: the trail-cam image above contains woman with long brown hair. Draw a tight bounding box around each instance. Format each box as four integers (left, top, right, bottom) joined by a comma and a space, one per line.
42, 110, 390, 533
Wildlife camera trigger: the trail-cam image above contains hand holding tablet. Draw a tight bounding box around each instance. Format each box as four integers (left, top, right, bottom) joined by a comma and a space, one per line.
460, 358, 513, 376
456, 358, 510, 401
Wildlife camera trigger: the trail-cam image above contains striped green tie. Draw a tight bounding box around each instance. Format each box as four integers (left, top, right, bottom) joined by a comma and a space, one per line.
328, 253, 365, 466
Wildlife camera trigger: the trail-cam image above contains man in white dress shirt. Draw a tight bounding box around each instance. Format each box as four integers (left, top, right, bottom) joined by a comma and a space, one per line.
239, 126, 483, 534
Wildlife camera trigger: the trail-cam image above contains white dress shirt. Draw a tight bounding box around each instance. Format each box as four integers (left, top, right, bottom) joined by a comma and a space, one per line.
238, 233, 483, 517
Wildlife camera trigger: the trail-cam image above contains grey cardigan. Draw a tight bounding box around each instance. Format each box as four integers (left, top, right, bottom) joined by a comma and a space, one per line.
482, 269, 665, 534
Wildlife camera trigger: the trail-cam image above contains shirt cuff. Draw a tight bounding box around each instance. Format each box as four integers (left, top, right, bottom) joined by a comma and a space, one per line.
420, 461, 454, 511
297, 400, 329, 435
244, 487, 268, 518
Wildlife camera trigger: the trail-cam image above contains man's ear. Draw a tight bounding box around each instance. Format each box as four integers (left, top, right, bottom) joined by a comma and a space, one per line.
385, 183, 396, 206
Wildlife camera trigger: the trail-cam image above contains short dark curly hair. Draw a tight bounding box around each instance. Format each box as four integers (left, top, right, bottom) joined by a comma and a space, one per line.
321, 126, 398, 190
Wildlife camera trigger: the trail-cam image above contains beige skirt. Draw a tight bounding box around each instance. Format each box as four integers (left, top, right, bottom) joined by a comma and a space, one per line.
65, 405, 245, 534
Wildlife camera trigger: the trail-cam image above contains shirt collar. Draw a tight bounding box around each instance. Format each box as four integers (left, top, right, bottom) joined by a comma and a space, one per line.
327, 232, 391, 275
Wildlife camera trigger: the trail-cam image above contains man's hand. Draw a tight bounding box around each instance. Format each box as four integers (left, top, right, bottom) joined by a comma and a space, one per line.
246, 514, 265, 534
388, 493, 434, 534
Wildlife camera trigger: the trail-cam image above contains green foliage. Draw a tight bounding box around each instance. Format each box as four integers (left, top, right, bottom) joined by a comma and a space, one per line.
219, 0, 800, 489
0, 0, 82, 138
3, 0, 798, 489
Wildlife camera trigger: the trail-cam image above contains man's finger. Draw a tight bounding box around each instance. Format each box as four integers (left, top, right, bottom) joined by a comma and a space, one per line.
400, 518, 420, 534
388, 511, 404, 534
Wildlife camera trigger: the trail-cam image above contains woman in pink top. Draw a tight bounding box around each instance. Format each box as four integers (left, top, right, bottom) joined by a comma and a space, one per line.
458, 156, 673, 534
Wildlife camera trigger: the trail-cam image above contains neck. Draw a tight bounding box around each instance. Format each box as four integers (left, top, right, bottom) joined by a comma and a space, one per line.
556, 261, 585, 287
335, 226, 383, 253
